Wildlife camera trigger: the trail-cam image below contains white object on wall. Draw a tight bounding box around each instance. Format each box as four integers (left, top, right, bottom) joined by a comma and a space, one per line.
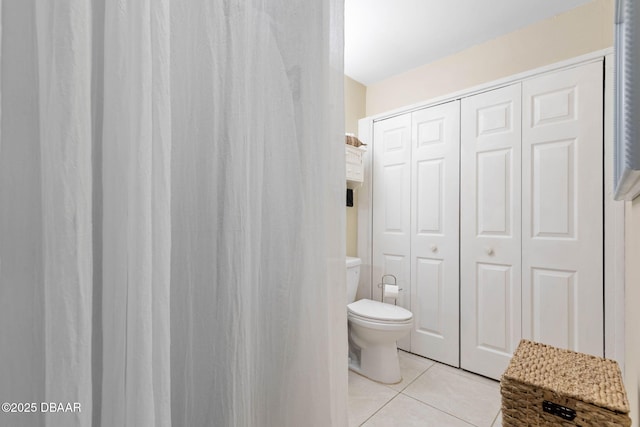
614, 0, 640, 200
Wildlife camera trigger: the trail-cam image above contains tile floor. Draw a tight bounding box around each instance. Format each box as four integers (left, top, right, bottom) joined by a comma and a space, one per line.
348, 351, 503, 427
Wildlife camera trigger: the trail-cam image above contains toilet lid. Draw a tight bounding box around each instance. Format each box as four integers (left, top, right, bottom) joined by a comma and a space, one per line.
348, 299, 412, 322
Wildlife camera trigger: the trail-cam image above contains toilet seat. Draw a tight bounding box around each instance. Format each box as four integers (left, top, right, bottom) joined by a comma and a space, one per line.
348, 313, 412, 333
347, 299, 412, 323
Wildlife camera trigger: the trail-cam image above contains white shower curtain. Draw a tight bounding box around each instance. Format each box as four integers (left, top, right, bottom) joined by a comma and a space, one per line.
0, 1, 346, 426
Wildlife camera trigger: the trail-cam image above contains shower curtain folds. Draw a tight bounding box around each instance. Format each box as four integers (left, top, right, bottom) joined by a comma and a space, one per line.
0, 1, 346, 426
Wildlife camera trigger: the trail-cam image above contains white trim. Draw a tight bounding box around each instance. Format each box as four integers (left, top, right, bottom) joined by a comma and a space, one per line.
604, 52, 626, 369
358, 51, 625, 368
367, 48, 614, 123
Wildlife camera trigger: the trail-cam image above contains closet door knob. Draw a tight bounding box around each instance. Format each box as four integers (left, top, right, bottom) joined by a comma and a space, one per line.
485, 247, 494, 256
431, 244, 438, 253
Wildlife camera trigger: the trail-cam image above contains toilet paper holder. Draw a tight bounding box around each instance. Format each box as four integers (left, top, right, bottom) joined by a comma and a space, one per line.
377, 274, 403, 305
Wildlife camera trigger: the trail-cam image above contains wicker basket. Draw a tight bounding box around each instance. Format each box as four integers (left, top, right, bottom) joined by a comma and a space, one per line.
501, 340, 631, 427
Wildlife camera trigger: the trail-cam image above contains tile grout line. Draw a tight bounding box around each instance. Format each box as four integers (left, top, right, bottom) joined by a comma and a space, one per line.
399, 364, 501, 427
399, 352, 500, 390
384, 357, 438, 393
489, 409, 502, 427
397, 393, 480, 427
432, 362, 500, 389
358, 390, 401, 426
399, 386, 500, 427
352, 355, 500, 427
359, 358, 436, 426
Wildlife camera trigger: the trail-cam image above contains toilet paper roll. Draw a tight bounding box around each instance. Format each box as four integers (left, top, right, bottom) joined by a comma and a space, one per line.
383, 284, 399, 300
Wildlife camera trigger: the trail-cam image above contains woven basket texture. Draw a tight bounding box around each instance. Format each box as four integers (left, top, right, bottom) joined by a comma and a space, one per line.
501, 340, 631, 427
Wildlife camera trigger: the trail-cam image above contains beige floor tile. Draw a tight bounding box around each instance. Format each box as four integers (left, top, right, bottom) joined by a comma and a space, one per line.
362, 394, 475, 427
492, 411, 502, 426
386, 351, 435, 392
403, 364, 501, 427
435, 362, 501, 390
348, 370, 398, 427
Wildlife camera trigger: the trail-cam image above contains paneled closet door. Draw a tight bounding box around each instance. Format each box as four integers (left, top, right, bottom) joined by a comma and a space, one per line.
372, 114, 412, 351
521, 62, 603, 357
461, 84, 522, 379
410, 101, 460, 366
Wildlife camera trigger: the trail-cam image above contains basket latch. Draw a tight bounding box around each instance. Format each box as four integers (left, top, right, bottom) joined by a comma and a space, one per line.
542, 400, 576, 421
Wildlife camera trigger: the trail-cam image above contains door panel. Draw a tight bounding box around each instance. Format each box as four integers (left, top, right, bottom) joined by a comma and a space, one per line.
476, 263, 513, 354
477, 149, 512, 235
531, 140, 575, 237
382, 165, 406, 232
410, 101, 460, 366
461, 84, 522, 379
531, 268, 576, 349
522, 62, 603, 357
415, 257, 443, 336
416, 159, 443, 233
372, 114, 412, 351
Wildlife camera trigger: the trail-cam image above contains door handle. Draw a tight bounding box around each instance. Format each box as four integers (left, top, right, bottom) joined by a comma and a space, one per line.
431, 244, 438, 253
485, 247, 494, 256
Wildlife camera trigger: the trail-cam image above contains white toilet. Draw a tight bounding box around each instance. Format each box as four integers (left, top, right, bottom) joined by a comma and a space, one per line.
346, 257, 413, 384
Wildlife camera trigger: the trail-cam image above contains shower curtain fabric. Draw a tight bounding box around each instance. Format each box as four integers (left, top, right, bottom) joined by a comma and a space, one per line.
0, 1, 347, 426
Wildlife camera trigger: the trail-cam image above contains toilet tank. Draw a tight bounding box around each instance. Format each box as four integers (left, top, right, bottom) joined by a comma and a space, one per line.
346, 257, 361, 304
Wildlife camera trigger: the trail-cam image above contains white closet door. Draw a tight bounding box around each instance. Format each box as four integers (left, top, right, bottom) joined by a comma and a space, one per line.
521, 62, 603, 356
410, 101, 460, 366
372, 114, 412, 351
461, 84, 522, 379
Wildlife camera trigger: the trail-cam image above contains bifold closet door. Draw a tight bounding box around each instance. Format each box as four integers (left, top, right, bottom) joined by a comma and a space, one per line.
372, 113, 412, 351
410, 101, 460, 366
521, 62, 603, 357
461, 84, 522, 379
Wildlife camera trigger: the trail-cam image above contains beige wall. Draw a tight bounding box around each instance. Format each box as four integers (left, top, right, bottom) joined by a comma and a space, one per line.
344, 76, 366, 257
626, 199, 640, 424
366, 0, 614, 117
345, 75, 366, 136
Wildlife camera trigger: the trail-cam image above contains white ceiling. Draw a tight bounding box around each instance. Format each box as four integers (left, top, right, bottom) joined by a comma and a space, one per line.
345, 0, 593, 86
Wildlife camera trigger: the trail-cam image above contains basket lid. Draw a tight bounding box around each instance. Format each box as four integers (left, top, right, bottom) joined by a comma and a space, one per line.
502, 340, 630, 414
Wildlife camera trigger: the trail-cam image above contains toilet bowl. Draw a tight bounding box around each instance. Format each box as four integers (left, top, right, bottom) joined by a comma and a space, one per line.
346, 257, 413, 384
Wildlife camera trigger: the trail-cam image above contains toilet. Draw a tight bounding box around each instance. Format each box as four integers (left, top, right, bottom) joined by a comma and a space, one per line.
346, 257, 413, 384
